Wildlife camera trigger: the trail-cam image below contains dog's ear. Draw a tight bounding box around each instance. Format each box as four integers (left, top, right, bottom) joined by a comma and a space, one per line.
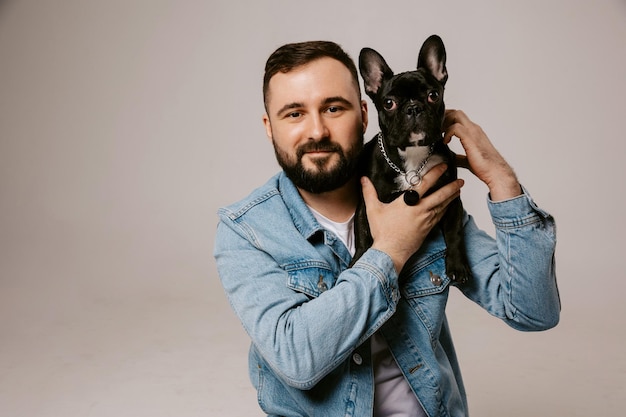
359, 48, 394, 97
417, 35, 448, 85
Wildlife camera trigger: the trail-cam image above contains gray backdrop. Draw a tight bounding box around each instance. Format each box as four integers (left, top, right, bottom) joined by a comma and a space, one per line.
1, 1, 625, 416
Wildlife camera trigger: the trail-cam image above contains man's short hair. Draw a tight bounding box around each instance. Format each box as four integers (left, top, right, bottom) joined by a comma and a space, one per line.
263, 40, 360, 111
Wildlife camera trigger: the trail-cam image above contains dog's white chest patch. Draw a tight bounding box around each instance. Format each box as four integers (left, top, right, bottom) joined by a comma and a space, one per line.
394, 146, 446, 191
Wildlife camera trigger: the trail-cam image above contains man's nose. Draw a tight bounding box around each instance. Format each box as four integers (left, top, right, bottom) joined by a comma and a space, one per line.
307, 114, 330, 139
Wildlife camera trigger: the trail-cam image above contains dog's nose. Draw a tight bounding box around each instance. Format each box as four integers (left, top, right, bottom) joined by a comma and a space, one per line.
406, 105, 420, 116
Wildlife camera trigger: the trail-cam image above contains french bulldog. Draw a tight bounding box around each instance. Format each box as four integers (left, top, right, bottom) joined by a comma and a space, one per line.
351, 35, 470, 284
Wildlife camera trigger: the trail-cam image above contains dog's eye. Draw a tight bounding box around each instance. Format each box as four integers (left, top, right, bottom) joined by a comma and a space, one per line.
383, 99, 397, 111
428, 91, 440, 103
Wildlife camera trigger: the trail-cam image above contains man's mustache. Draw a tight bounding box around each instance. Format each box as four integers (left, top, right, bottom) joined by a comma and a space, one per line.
296, 140, 342, 158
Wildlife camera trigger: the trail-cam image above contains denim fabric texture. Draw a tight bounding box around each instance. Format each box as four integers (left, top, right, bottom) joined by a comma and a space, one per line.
214, 172, 560, 417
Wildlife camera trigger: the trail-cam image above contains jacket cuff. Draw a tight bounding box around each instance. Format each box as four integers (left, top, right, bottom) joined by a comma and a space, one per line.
351, 248, 401, 306
487, 184, 554, 228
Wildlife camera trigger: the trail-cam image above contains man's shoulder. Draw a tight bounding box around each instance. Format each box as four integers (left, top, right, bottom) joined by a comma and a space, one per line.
218, 172, 286, 221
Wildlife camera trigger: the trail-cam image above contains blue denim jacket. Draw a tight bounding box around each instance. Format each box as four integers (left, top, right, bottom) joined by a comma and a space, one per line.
214, 172, 560, 417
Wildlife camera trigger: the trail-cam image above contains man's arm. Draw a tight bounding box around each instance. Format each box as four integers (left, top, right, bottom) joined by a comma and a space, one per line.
443, 109, 522, 201
364, 164, 464, 273
215, 217, 399, 390
459, 192, 560, 330
443, 109, 560, 329
215, 166, 464, 389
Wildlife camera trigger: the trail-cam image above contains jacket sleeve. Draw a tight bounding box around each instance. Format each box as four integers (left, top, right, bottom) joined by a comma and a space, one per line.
459, 186, 561, 331
214, 214, 399, 390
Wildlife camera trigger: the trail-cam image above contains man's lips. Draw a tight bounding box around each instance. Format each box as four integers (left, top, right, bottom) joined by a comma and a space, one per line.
298, 145, 339, 158
305, 150, 334, 156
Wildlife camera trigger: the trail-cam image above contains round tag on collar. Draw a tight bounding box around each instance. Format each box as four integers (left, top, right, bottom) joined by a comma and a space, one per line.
403, 189, 420, 206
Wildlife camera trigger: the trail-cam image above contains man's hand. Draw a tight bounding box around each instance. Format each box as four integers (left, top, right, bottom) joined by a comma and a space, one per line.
443, 109, 521, 201
362, 164, 464, 273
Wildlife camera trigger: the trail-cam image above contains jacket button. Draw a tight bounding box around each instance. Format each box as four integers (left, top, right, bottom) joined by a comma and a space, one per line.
317, 275, 328, 292
352, 353, 363, 365
430, 271, 442, 286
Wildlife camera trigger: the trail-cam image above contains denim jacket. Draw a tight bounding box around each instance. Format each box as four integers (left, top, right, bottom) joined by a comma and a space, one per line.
214, 172, 560, 417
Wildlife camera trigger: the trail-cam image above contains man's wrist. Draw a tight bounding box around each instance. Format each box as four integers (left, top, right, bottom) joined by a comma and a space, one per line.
488, 175, 522, 201
371, 243, 410, 274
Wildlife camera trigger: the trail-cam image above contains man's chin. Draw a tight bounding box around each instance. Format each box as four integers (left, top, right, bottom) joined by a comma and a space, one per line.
276, 145, 359, 193
302, 152, 338, 170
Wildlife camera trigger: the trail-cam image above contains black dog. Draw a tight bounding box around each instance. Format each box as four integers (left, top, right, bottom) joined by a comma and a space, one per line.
351, 35, 470, 284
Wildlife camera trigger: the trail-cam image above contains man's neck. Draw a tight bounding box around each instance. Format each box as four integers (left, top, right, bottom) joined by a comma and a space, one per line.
297, 177, 359, 223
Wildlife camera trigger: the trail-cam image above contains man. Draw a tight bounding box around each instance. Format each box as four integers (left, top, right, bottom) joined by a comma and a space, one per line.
214, 40, 560, 417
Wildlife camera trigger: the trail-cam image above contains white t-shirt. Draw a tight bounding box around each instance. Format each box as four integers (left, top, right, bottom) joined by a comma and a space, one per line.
308, 207, 426, 417
308, 206, 356, 255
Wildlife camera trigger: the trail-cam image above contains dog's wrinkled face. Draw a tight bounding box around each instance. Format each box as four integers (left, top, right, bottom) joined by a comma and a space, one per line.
375, 69, 445, 148
359, 35, 448, 149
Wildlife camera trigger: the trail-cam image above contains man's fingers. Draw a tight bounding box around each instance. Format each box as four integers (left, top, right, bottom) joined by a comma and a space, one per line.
418, 163, 448, 195
361, 176, 380, 206
443, 109, 471, 144
427, 178, 463, 208
443, 109, 469, 127
426, 179, 464, 222
362, 163, 456, 211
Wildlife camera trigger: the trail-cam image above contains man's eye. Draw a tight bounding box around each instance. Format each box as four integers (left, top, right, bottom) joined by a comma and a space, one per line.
288, 111, 301, 118
383, 99, 396, 111
326, 106, 343, 114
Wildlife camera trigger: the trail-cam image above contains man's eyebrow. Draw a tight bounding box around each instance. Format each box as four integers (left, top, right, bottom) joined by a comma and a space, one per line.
323, 96, 354, 108
275, 102, 304, 117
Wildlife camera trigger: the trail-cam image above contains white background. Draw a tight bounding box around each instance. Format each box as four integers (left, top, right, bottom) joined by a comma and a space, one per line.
1, 1, 625, 416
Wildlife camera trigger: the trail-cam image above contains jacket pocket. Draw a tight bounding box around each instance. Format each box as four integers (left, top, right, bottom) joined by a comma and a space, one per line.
400, 250, 451, 342
284, 261, 335, 298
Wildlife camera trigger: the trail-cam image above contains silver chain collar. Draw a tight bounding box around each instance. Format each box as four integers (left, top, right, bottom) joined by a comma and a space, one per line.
376, 132, 433, 188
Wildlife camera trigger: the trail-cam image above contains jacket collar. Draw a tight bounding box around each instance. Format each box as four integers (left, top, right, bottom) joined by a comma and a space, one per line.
278, 172, 325, 242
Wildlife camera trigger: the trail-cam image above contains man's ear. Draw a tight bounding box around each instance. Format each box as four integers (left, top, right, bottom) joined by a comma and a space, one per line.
360, 100, 368, 133
262, 113, 273, 142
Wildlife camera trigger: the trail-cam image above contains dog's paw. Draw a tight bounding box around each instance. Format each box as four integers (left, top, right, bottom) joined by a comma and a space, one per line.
446, 263, 471, 285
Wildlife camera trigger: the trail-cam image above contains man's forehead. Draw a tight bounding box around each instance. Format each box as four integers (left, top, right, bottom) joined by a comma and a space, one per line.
266, 58, 360, 107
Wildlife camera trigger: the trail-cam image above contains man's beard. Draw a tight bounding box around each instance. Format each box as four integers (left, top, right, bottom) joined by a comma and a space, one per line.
273, 137, 362, 194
